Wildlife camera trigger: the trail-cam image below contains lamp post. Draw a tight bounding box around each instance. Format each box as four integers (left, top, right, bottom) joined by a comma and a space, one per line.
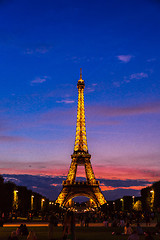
41, 198, 45, 210
31, 195, 34, 211
13, 190, 18, 210
120, 198, 124, 211
132, 196, 135, 209
113, 201, 115, 211
150, 190, 154, 211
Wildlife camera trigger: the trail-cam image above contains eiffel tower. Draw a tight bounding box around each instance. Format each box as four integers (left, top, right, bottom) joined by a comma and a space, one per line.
56, 69, 106, 207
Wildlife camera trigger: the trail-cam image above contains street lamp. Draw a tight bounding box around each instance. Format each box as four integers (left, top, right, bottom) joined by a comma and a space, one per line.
13, 190, 18, 210
31, 195, 34, 210
120, 198, 124, 211
150, 190, 154, 211
132, 196, 135, 208
41, 198, 45, 210
113, 201, 115, 211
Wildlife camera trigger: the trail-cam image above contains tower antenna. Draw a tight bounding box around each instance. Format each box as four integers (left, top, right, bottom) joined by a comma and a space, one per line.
80, 68, 82, 80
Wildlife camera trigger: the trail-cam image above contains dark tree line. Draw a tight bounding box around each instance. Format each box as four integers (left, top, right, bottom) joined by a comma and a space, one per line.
0, 175, 49, 215
141, 181, 160, 211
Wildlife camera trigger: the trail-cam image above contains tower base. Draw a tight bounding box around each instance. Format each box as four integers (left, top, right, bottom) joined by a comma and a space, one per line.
56, 180, 106, 207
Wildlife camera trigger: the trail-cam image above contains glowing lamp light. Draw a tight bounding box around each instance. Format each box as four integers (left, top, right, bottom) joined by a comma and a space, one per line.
13, 190, 18, 210
150, 189, 154, 211
31, 195, 34, 210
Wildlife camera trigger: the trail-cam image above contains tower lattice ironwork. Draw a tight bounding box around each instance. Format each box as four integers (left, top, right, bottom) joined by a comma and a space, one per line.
56, 69, 106, 207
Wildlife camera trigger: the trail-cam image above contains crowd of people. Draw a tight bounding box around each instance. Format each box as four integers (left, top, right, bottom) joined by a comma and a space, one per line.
8, 225, 37, 240
1, 208, 160, 240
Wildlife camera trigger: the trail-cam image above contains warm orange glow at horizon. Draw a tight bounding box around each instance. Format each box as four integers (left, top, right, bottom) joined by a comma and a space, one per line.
100, 185, 149, 191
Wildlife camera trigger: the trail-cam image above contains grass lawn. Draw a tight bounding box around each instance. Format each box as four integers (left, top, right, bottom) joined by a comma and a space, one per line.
0, 226, 159, 240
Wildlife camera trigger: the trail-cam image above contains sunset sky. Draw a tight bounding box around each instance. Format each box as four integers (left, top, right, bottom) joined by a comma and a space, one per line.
0, 0, 160, 200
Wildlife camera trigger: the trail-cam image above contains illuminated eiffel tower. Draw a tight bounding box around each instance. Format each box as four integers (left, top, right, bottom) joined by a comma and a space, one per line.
56, 69, 106, 207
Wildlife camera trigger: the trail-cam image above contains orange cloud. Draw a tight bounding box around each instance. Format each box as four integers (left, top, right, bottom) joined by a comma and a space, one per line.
100, 185, 150, 191
93, 165, 160, 182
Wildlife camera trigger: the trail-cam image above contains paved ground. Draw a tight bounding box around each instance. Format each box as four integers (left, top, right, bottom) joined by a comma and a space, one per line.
3, 222, 157, 227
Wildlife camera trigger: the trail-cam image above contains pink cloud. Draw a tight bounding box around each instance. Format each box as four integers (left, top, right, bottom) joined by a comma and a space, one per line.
87, 119, 120, 126
0, 167, 67, 176
0, 135, 25, 142
100, 185, 148, 191
88, 101, 160, 118
51, 183, 62, 187
0, 158, 159, 183
117, 55, 133, 63
93, 165, 160, 182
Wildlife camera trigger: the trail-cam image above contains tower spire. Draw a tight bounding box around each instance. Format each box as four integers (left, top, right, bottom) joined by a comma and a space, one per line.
80, 68, 82, 80
74, 68, 88, 153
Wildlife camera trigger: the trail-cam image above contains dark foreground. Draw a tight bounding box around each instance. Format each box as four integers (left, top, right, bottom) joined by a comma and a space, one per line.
0, 226, 159, 240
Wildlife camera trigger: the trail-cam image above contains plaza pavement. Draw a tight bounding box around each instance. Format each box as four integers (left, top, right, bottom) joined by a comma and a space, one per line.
3, 222, 157, 228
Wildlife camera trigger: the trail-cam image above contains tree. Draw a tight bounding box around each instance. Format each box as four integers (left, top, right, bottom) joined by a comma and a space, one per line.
0, 175, 4, 184
133, 200, 142, 211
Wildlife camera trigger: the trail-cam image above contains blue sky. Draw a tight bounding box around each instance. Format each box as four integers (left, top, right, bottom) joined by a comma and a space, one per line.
0, 0, 160, 200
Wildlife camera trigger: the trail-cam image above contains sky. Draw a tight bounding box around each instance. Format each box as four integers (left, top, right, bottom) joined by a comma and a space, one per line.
0, 0, 160, 200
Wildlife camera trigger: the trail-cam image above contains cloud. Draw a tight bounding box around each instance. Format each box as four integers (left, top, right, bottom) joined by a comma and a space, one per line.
93, 164, 160, 182
31, 76, 48, 85
2, 174, 152, 201
88, 101, 160, 118
56, 100, 75, 104
0, 135, 25, 142
66, 56, 103, 63
100, 185, 147, 191
117, 55, 133, 63
3, 176, 20, 183
25, 45, 53, 55
0, 160, 69, 177
99, 179, 151, 188
147, 58, 156, 62
1, 154, 159, 182
39, 108, 76, 126
113, 72, 148, 87
86, 83, 97, 93
87, 119, 120, 126
130, 72, 148, 80
2, 174, 66, 200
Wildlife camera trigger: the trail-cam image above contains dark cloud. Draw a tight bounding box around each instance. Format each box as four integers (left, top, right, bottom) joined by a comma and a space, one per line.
99, 179, 152, 188
3, 174, 66, 200
2, 174, 151, 201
